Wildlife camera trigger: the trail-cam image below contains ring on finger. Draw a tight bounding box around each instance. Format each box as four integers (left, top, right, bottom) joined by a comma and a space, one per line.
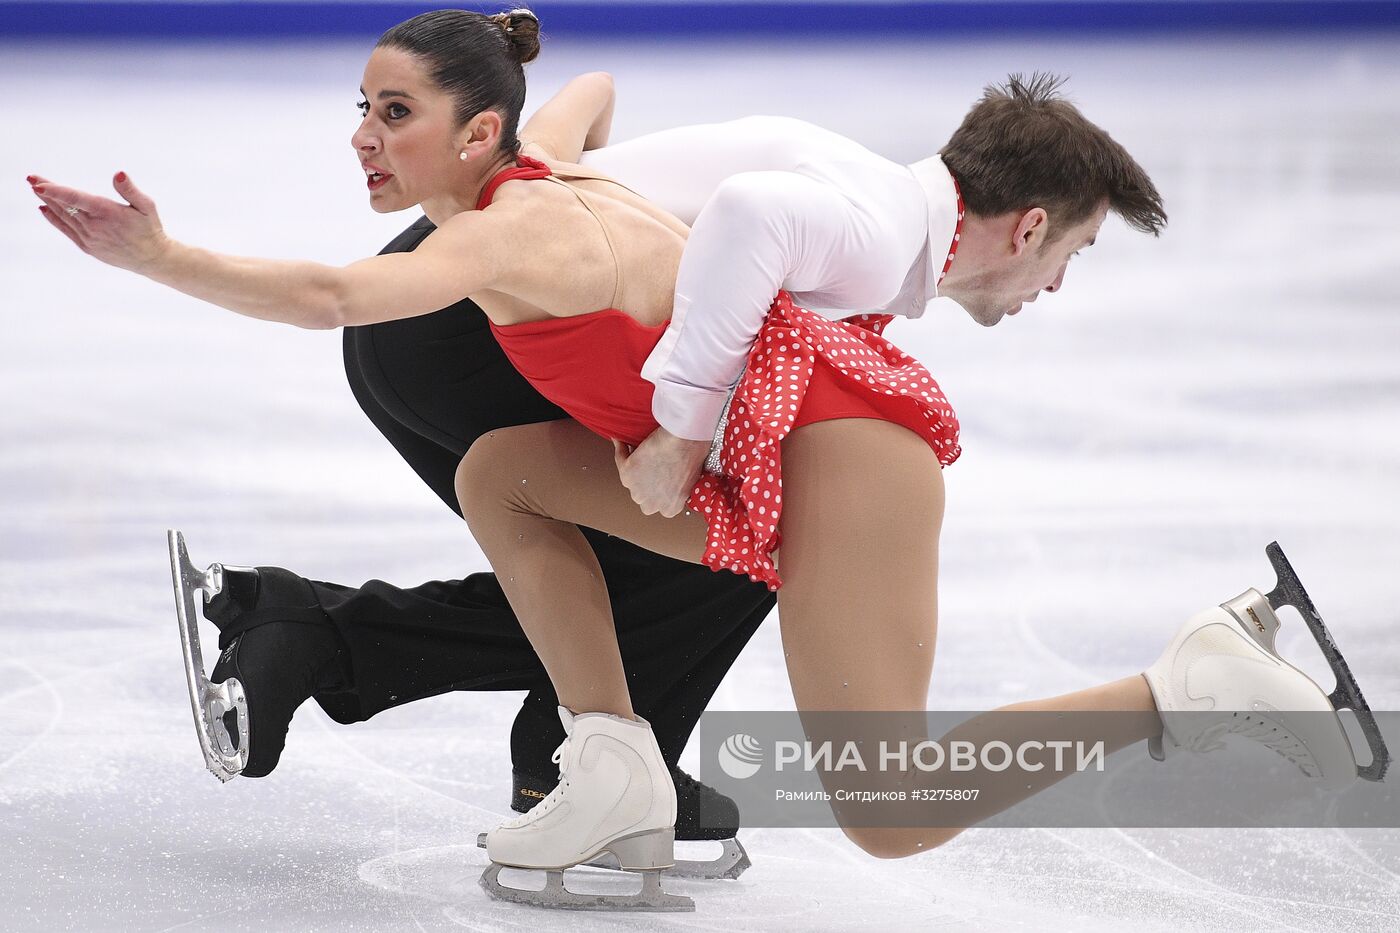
64, 206, 82, 216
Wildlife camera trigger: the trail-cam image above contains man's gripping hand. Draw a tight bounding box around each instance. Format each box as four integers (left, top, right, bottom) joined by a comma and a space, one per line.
612, 427, 711, 517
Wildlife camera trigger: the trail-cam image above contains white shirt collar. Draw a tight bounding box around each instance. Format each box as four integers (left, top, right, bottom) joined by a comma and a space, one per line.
907, 155, 961, 301
879, 154, 957, 318
852, 155, 962, 322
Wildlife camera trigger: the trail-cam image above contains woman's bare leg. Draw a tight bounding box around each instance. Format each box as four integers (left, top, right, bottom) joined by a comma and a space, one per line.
457, 418, 1164, 854
777, 419, 1161, 857
454, 420, 708, 718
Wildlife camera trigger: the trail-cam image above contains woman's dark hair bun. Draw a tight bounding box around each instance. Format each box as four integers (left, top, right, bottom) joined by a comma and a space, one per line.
490, 8, 541, 64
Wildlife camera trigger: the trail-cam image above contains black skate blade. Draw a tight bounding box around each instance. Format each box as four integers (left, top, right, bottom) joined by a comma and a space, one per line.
1263, 541, 1391, 782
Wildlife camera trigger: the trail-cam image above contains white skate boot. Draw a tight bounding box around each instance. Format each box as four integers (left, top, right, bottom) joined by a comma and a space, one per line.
478, 707, 692, 912
1144, 543, 1390, 791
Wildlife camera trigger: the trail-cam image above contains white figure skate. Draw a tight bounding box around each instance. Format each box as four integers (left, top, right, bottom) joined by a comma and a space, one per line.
1145, 542, 1390, 790
167, 529, 249, 782
497, 768, 750, 880
478, 707, 693, 912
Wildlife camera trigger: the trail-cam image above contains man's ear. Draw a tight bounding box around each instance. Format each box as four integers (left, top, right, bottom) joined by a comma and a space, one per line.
1011, 208, 1049, 256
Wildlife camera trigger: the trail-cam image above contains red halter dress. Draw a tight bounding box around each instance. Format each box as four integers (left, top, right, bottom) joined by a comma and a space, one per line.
483, 156, 961, 590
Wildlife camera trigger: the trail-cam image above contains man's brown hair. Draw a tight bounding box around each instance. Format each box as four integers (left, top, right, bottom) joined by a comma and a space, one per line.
940, 73, 1166, 241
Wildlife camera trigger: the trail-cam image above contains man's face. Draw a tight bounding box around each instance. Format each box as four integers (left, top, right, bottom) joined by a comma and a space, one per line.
955, 201, 1109, 327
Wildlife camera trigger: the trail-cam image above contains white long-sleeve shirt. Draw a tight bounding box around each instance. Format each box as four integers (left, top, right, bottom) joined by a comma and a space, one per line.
580, 116, 961, 441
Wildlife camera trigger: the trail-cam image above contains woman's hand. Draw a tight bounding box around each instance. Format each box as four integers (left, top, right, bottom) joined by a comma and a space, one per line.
30, 172, 171, 274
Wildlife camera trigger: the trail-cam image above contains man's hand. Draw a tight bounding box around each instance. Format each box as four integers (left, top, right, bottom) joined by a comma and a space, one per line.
612, 427, 711, 517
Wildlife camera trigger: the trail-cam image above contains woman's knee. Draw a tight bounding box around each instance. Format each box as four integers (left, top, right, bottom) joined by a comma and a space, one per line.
455, 428, 529, 519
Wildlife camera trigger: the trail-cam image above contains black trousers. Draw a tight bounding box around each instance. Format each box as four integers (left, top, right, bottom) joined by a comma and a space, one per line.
259, 216, 775, 772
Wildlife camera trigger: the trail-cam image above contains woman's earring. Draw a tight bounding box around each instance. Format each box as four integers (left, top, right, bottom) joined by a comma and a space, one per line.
459, 151, 469, 161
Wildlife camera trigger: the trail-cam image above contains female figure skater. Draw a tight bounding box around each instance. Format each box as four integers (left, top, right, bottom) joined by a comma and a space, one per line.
32, 7, 1374, 912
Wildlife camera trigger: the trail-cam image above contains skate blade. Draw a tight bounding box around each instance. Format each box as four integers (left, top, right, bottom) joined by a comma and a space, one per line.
587, 837, 750, 880
479, 863, 694, 912
476, 831, 749, 881
1261, 542, 1391, 783
168, 530, 249, 782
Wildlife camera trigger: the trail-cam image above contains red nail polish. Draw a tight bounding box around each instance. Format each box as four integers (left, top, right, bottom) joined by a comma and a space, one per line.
115, 172, 127, 183
26, 175, 36, 184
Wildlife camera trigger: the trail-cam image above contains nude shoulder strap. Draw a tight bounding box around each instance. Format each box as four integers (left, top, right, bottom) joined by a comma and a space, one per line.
541, 175, 623, 309
545, 163, 645, 200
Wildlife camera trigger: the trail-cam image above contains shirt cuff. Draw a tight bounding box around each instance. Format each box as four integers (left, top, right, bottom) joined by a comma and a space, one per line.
651, 379, 733, 442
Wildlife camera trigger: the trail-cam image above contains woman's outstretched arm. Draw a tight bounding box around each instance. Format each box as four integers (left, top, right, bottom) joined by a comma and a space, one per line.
31, 172, 512, 330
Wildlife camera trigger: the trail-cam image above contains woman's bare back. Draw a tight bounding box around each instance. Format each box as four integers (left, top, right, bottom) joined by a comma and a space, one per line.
471, 151, 690, 328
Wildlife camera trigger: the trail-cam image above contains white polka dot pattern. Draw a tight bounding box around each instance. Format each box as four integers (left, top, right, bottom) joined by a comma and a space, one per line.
685, 292, 961, 591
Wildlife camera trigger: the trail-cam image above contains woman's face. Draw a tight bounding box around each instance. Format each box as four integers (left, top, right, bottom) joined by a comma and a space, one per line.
351, 47, 464, 214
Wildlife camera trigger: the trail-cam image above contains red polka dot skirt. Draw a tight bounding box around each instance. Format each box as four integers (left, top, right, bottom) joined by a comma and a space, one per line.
685, 292, 961, 590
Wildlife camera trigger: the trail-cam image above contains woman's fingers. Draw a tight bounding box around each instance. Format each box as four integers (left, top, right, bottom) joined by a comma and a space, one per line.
31, 181, 113, 216
42, 199, 87, 240
112, 172, 157, 215
32, 189, 84, 224
31, 173, 168, 272
31, 187, 96, 232
36, 172, 161, 220
37, 205, 88, 252
34, 191, 89, 229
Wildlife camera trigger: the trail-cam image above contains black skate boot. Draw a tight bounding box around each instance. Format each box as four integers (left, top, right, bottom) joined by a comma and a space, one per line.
671, 767, 741, 842
203, 567, 349, 779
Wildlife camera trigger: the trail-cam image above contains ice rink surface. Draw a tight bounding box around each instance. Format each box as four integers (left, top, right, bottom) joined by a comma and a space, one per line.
3, 31, 1400, 932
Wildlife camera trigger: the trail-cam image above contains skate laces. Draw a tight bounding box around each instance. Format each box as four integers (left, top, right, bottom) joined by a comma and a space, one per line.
502, 737, 572, 829
1183, 712, 1317, 777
